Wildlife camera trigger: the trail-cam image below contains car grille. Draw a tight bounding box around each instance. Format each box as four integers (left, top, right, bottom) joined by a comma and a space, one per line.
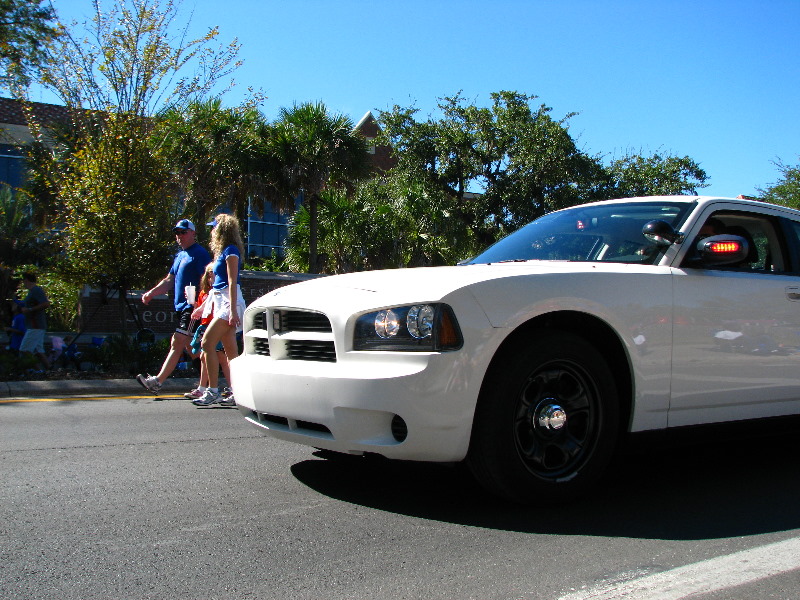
253, 338, 271, 356
247, 309, 336, 362
276, 309, 332, 333
250, 311, 270, 356
242, 408, 334, 439
286, 340, 336, 362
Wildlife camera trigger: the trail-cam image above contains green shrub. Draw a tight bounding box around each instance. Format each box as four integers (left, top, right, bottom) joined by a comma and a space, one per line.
0, 352, 40, 380
247, 250, 290, 273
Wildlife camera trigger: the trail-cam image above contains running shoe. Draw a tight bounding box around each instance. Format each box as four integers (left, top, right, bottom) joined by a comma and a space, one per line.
218, 394, 236, 407
136, 374, 162, 394
192, 389, 221, 406
183, 388, 203, 399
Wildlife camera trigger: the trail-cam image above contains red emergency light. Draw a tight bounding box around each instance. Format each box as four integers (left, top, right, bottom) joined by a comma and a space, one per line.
708, 240, 742, 254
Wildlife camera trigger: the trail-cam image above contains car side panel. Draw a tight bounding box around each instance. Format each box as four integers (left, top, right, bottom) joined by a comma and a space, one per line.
670, 268, 800, 425
466, 268, 675, 432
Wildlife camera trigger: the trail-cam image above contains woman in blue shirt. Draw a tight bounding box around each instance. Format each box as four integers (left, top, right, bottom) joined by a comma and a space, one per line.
194, 213, 247, 406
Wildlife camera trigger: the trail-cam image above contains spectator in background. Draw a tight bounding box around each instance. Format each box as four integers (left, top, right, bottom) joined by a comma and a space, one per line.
19, 272, 51, 370
136, 218, 211, 394
49, 335, 66, 365
4, 300, 26, 355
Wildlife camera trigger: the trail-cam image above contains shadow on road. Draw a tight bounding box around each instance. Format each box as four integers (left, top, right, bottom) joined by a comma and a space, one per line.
290, 428, 800, 540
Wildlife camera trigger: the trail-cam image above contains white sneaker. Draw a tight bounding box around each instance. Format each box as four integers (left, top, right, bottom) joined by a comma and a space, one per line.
192, 389, 220, 406
136, 374, 162, 394
184, 388, 204, 399
218, 394, 236, 407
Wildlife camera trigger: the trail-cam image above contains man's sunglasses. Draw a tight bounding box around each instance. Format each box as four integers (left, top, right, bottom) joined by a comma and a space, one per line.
174, 229, 190, 235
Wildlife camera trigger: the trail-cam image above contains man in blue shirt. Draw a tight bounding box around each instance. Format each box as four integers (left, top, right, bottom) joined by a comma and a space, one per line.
136, 219, 211, 394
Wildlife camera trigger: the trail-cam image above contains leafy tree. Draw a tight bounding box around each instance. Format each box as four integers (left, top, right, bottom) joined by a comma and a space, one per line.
154, 98, 270, 235
286, 173, 477, 273
0, 186, 64, 313
0, 184, 35, 264
356, 172, 475, 268
38, 0, 241, 116
14, 0, 244, 334
603, 151, 708, 198
58, 114, 175, 334
758, 159, 800, 208
0, 185, 32, 311
267, 102, 371, 273
0, 0, 59, 91
377, 91, 713, 259
17, 115, 83, 231
377, 91, 603, 248
284, 189, 365, 274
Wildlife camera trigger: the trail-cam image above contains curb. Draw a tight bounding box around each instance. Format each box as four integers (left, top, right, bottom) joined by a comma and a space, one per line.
0, 377, 200, 398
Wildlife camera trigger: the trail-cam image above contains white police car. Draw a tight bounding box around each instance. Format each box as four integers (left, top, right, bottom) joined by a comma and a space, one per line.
230, 196, 800, 503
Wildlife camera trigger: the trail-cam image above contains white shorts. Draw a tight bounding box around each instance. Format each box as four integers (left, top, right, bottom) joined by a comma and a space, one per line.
202, 285, 246, 333
20, 329, 46, 354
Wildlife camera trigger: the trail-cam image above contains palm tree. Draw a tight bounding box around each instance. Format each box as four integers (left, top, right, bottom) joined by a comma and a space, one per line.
154, 99, 270, 237
0, 185, 35, 265
266, 102, 371, 273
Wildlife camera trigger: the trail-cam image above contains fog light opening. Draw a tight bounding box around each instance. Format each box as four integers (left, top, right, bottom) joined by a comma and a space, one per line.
391, 414, 408, 442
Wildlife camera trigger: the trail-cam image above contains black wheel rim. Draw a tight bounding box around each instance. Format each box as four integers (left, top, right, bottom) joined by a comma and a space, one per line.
513, 359, 601, 482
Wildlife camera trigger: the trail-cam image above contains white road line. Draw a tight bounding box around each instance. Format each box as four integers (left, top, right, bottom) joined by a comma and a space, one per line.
558, 536, 800, 600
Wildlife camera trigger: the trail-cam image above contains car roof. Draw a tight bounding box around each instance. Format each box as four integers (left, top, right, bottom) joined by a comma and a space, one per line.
567, 195, 800, 217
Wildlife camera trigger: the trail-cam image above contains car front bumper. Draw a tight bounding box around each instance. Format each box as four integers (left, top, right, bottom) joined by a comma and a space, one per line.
230, 349, 481, 462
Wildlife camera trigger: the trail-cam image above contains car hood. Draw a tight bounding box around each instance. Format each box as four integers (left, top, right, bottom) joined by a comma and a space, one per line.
253, 261, 660, 314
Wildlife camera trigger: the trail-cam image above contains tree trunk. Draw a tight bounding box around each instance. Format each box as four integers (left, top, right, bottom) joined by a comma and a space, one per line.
309, 193, 319, 273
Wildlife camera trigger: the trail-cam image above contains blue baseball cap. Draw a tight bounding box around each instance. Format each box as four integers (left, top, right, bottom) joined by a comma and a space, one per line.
206, 218, 218, 228
173, 219, 195, 232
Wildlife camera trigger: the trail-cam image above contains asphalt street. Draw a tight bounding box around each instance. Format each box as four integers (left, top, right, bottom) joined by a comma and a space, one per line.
2, 391, 800, 599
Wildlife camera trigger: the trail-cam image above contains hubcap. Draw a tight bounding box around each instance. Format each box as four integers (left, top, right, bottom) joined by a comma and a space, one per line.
513, 361, 599, 480
537, 403, 567, 430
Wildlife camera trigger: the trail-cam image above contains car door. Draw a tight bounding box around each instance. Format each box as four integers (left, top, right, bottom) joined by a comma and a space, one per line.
669, 205, 800, 427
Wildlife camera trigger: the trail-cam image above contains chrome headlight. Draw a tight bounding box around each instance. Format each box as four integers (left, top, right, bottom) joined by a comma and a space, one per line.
353, 303, 463, 351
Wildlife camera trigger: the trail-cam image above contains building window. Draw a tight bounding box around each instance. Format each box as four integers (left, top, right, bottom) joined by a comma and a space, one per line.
246, 208, 292, 258
0, 144, 26, 190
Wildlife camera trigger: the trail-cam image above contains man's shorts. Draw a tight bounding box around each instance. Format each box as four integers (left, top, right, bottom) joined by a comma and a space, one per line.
20, 328, 46, 354
175, 308, 195, 336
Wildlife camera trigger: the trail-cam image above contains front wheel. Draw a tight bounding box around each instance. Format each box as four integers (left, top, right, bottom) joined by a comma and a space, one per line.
467, 331, 620, 504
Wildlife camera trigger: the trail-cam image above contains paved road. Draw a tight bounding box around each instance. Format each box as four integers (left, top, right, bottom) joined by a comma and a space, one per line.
2, 393, 800, 599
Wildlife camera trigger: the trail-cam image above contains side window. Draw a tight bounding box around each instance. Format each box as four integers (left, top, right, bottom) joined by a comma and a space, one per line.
782, 219, 800, 272
683, 211, 787, 272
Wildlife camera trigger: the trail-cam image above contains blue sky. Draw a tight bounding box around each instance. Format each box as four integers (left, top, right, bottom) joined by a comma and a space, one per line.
47, 0, 800, 198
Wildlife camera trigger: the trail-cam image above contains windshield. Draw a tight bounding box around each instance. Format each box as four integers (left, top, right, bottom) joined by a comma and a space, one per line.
467, 201, 692, 265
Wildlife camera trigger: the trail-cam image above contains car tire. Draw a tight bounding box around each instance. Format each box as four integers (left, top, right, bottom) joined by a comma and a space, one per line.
467, 330, 619, 504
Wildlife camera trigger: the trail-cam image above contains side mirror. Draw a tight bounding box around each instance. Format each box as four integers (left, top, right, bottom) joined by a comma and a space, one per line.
695, 234, 750, 266
642, 220, 681, 247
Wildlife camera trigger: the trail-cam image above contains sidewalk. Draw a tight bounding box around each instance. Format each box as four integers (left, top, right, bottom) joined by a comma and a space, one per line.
0, 377, 199, 398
